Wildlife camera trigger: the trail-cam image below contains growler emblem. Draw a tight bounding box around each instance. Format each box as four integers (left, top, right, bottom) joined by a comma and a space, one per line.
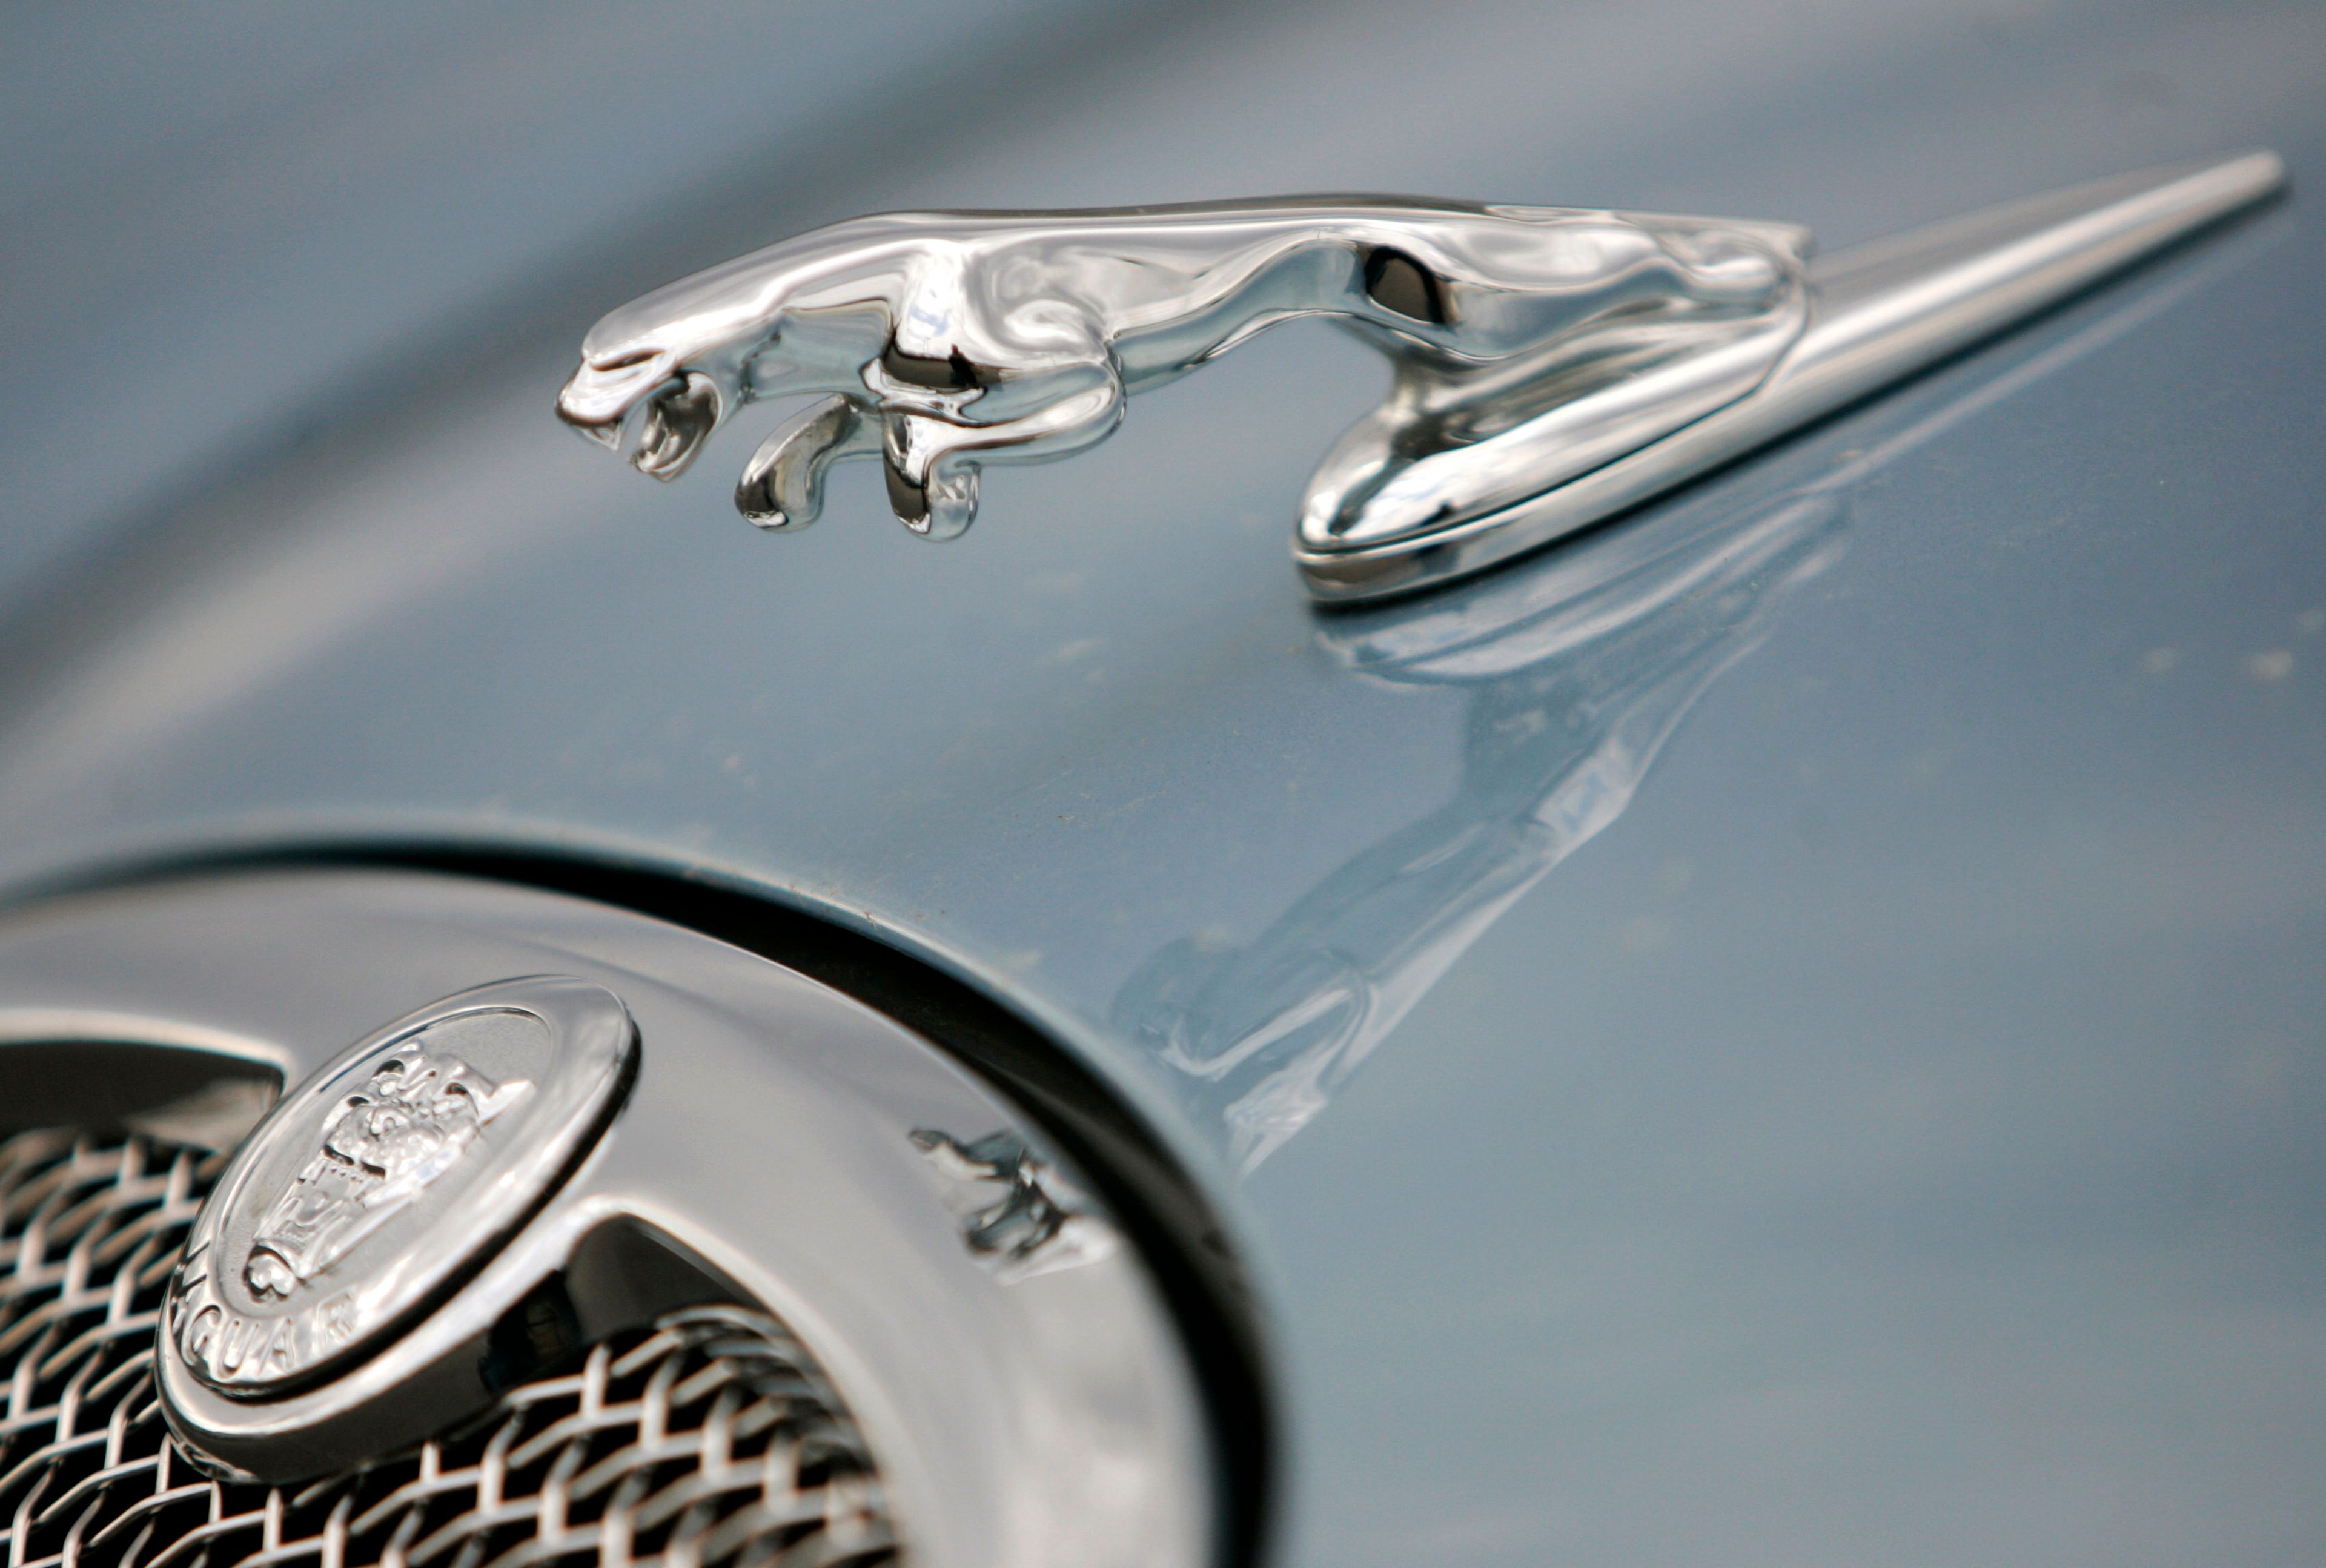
242, 1047, 529, 1300
167, 976, 633, 1396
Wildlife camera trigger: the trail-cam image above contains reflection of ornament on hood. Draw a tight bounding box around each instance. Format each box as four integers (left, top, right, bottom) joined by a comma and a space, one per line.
244, 1047, 530, 1300
1117, 483, 1849, 1171
1116, 193, 2257, 1171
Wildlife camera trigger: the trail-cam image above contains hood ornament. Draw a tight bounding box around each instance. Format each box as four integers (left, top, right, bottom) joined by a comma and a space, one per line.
557, 151, 2281, 603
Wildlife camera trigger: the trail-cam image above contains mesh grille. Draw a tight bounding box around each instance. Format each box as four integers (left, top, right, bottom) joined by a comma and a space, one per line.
0, 1130, 898, 1568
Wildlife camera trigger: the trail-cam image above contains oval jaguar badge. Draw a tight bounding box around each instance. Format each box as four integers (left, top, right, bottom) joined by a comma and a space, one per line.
167, 976, 635, 1397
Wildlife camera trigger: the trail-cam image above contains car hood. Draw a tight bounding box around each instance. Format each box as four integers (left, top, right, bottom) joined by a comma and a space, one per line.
1, 2, 2321, 1561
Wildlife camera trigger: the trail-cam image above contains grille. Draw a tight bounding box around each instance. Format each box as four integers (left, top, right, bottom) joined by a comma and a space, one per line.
0, 1129, 898, 1568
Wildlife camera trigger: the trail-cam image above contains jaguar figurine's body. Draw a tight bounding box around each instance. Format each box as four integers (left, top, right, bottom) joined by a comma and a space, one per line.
555, 198, 1811, 544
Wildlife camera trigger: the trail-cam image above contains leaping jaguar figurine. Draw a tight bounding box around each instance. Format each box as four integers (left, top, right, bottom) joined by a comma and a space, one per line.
555, 196, 1811, 549
553, 159, 2284, 601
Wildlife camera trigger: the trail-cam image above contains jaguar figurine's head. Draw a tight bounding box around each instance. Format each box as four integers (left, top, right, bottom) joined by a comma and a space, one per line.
555, 233, 858, 480
557, 328, 735, 483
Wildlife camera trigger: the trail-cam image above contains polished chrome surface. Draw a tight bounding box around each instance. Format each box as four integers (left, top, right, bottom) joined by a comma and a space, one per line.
556, 199, 1812, 545
0, 870, 1212, 1568
0, 1014, 287, 1150
0, 1134, 895, 1568
166, 977, 633, 1397
557, 153, 2277, 603
910, 1127, 1115, 1282
1301, 149, 2288, 599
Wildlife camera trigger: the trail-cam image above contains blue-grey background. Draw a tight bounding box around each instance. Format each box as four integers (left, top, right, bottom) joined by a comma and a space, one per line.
2, 2, 2320, 1563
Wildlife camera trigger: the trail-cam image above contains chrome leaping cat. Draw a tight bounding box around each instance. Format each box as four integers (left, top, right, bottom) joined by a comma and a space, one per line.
555, 197, 1812, 549
554, 158, 2282, 601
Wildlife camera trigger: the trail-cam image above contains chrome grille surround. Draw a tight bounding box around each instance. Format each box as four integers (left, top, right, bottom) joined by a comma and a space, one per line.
0, 1130, 896, 1568
0, 868, 1221, 1568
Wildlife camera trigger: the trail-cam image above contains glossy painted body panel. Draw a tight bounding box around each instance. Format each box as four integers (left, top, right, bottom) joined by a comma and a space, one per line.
1, 1, 2321, 1561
